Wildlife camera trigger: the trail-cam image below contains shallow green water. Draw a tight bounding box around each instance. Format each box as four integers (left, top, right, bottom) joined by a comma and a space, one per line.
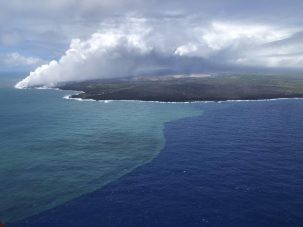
0, 82, 201, 222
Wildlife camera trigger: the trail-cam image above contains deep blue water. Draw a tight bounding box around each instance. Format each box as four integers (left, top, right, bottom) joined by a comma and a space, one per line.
11, 99, 303, 226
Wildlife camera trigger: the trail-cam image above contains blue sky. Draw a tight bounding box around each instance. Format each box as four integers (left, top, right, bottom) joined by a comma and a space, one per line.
2, 0, 303, 87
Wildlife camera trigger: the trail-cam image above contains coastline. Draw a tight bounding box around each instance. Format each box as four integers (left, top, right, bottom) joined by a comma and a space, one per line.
13, 86, 303, 104
15, 74, 303, 104
58, 74, 303, 103
63, 92, 303, 104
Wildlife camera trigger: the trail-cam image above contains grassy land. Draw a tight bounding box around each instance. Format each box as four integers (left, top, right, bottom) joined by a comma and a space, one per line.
60, 74, 303, 102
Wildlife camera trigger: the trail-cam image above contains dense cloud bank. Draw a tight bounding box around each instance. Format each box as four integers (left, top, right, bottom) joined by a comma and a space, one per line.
15, 18, 302, 88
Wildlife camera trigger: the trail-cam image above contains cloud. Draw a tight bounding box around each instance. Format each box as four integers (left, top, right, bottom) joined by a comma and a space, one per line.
0, 52, 44, 68
15, 17, 303, 89
0, 1, 302, 77
1, 1, 303, 58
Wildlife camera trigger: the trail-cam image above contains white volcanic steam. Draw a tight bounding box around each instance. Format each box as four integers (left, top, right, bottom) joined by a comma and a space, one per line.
15, 18, 296, 89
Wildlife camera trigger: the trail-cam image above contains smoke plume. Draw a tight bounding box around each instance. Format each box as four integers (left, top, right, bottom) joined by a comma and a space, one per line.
15, 18, 298, 89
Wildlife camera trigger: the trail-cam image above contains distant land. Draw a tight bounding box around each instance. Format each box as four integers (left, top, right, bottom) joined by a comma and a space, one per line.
60, 74, 303, 102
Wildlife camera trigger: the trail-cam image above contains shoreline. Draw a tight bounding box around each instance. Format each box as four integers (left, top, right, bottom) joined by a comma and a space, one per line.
63, 92, 303, 104
13, 80, 303, 104
15, 74, 303, 104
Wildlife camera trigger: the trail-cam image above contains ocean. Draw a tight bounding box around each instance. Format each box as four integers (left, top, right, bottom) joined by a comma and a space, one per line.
1, 74, 303, 226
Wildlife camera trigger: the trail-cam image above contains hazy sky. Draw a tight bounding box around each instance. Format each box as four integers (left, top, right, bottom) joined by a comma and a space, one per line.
2, 1, 303, 87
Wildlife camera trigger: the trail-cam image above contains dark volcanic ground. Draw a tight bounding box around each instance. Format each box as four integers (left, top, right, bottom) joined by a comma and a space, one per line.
60, 74, 303, 102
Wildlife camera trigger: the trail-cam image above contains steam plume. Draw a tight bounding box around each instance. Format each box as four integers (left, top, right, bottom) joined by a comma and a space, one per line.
15, 18, 296, 89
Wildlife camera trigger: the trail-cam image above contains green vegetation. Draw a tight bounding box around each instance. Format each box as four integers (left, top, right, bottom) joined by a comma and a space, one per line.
60, 74, 303, 102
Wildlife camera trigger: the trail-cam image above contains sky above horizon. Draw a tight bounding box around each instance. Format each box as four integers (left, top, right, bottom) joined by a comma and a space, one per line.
1, 1, 303, 87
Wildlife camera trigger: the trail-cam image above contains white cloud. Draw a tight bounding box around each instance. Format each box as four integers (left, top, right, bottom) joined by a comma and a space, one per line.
174, 43, 198, 56
1, 52, 44, 68
201, 22, 291, 50
15, 19, 154, 88
15, 18, 303, 89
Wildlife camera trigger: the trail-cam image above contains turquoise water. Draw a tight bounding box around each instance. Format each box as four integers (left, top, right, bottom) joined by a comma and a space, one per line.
0, 75, 201, 222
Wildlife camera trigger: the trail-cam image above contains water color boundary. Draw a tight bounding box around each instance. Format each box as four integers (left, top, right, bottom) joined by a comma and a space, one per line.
2, 85, 202, 223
